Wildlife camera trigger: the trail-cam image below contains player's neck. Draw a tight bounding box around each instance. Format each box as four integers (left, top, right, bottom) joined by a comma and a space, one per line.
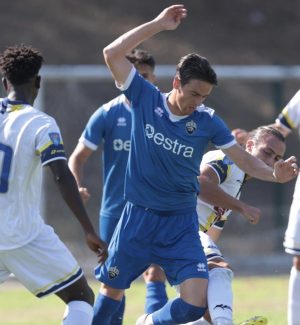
167, 91, 185, 116
7, 89, 34, 106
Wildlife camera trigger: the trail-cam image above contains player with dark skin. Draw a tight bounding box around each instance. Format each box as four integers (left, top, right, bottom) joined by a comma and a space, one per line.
0, 44, 108, 324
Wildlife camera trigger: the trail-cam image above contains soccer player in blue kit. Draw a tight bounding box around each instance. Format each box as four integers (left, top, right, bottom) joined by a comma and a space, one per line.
69, 49, 168, 324
92, 5, 298, 325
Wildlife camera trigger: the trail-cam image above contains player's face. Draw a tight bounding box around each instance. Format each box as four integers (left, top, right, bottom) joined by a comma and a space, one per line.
136, 64, 156, 84
248, 134, 286, 167
173, 78, 213, 116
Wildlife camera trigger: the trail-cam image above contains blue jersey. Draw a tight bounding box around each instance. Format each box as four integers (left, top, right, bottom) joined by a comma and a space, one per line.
80, 94, 131, 218
121, 68, 236, 211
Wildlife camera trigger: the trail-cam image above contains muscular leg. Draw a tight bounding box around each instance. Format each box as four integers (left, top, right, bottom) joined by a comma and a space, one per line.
92, 283, 125, 325
100, 215, 125, 324
288, 255, 300, 325
143, 264, 168, 313
185, 259, 233, 325
147, 278, 208, 324
55, 275, 95, 325
206, 260, 233, 325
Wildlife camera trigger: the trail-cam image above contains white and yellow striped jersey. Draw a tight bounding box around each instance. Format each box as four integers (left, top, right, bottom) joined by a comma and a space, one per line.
0, 98, 66, 250
197, 149, 246, 232
276, 90, 300, 133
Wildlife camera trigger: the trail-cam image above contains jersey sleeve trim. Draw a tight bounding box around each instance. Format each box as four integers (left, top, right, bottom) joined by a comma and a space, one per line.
116, 67, 136, 91
39, 142, 66, 165
215, 138, 237, 149
42, 156, 67, 166
205, 164, 222, 184
212, 219, 226, 230
79, 137, 98, 151
276, 108, 295, 130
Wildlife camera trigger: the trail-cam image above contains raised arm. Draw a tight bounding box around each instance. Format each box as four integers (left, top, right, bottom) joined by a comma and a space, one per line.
223, 143, 298, 183
103, 5, 187, 85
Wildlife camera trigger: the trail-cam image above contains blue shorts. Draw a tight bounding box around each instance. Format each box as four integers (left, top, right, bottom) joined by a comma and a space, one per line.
95, 202, 208, 289
99, 214, 120, 244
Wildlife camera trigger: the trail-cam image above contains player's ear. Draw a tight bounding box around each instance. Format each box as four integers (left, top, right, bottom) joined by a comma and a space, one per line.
173, 75, 181, 90
245, 139, 254, 152
2, 77, 8, 91
35, 75, 41, 89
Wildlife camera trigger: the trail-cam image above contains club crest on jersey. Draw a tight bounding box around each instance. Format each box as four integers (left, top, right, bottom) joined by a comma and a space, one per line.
108, 266, 119, 279
185, 120, 197, 134
48, 132, 61, 146
117, 117, 127, 127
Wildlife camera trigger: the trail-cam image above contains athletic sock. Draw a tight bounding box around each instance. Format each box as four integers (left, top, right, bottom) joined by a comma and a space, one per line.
288, 266, 300, 325
62, 300, 93, 325
152, 297, 206, 324
91, 293, 122, 325
145, 281, 168, 313
208, 268, 233, 324
111, 295, 126, 324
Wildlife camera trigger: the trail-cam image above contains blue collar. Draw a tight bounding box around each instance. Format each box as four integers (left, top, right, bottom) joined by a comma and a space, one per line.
1, 97, 29, 114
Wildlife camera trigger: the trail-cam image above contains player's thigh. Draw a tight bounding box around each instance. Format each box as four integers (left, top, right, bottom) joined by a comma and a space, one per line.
143, 264, 166, 282
2, 225, 83, 298
157, 215, 208, 286
199, 231, 224, 262
179, 277, 208, 307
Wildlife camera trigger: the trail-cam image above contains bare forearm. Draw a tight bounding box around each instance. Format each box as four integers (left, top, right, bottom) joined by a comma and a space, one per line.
68, 156, 83, 187
104, 20, 163, 63
50, 162, 95, 235
57, 173, 95, 233
224, 145, 276, 182
199, 176, 245, 213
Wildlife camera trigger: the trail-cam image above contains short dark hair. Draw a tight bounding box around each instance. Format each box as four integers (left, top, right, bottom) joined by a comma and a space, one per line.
126, 48, 155, 69
0, 44, 43, 85
176, 53, 218, 87
249, 126, 285, 144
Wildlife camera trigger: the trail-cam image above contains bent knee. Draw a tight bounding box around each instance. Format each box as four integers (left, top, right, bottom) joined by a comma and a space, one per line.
208, 258, 231, 271
143, 264, 166, 282
100, 283, 124, 301
56, 277, 94, 305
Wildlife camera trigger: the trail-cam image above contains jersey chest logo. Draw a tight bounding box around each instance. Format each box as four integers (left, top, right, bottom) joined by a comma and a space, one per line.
185, 120, 197, 134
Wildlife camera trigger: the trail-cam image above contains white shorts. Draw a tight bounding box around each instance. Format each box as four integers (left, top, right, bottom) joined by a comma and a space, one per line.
199, 231, 224, 261
284, 198, 300, 256
0, 224, 83, 298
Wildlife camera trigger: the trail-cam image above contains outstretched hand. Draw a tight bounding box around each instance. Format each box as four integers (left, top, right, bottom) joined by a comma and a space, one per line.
273, 156, 299, 183
153, 4, 187, 31
85, 232, 108, 265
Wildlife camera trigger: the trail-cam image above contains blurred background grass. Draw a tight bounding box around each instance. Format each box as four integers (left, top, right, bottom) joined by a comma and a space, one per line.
0, 275, 288, 324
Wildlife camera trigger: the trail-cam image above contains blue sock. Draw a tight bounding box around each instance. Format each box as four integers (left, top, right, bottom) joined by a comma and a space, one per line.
110, 295, 126, 324
152, 297, 206, 324
145, 281, 168, 313
91, 293, 122, 325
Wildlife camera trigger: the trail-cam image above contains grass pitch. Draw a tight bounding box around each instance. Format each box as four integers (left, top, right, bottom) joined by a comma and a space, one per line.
0, 274, 288, 324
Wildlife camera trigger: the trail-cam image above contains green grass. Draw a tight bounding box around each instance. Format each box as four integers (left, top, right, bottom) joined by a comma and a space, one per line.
0, 274, 288, 324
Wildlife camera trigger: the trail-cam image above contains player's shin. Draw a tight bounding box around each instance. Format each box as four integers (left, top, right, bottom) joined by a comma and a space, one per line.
207, 267, 234, 324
